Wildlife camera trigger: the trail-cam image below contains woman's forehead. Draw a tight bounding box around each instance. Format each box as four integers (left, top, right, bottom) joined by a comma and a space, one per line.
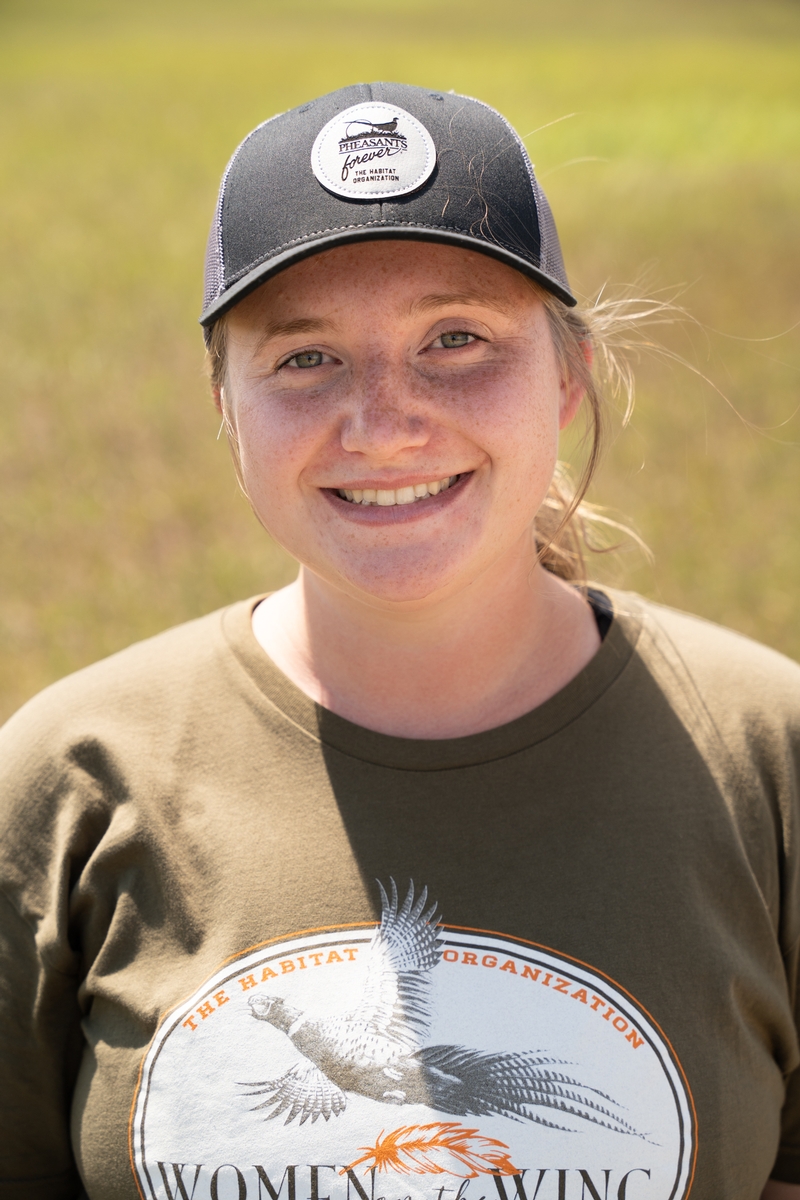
229, 240, 535, 329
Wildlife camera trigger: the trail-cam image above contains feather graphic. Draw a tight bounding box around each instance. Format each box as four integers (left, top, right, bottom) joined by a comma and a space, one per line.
343, 1122, 521, 1178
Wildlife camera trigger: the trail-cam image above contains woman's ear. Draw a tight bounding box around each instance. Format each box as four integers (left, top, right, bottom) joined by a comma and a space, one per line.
558, 339, 594, 430
213, 385, 224, 415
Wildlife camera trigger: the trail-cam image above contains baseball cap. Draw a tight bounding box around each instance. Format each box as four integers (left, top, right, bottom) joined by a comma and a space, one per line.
201, 81, 576, 333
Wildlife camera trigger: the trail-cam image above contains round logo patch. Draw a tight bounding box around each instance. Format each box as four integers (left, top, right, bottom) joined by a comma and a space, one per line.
131, 880, 696, 1200
311, 102, 436, 200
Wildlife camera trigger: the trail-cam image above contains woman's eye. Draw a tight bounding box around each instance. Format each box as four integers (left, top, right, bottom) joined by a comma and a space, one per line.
436, 331, 475, 349
285, 350, 326, 369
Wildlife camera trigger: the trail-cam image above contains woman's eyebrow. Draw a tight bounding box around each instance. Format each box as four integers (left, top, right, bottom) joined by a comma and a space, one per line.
254, 316, 336, 353
408, 291, 515, 316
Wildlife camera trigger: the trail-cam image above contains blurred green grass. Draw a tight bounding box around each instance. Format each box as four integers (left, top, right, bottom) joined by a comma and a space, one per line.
1, 0, 799, 720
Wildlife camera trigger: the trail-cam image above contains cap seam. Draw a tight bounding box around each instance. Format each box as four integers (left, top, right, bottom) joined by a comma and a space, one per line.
453, 90, 546, 265
222, 220, 546, 292
211, 110, 286, 306
451, 89, 569, 291
452, 90, 537, 188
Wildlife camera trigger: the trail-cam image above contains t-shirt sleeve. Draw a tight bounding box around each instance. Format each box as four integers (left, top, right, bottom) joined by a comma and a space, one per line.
772, 936, 800, 1184
0, 693, 92, 1200
650, 601, 800, 1186
769, 682, 800, 1184
0, 889, 83, 1198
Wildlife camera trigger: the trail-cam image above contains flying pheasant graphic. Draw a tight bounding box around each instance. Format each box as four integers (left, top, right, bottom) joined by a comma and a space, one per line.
344, 117, 401, 138
240, 880, 642, 1140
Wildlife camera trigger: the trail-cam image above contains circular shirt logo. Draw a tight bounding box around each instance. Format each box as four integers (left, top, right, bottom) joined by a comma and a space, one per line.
131, 880, 695, 1200
311, 102, 436, 200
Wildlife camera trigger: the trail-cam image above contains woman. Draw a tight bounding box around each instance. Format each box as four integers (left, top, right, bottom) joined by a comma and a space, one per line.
0, 83, 798, 1200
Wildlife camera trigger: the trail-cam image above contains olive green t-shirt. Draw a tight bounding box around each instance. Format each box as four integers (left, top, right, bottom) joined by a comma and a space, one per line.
1, 592, 800, 1200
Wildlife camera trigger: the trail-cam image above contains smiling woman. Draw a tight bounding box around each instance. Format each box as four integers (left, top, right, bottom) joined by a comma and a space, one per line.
213, 242, 598, 736
1, 82, 799, 1200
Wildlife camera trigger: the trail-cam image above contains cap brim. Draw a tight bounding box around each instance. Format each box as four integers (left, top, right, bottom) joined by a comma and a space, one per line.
200, 225, 577, 332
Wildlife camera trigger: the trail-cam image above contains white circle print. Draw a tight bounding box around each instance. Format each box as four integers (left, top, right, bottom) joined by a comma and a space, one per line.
311, 102, 436, 200
131, 887, 696, 1200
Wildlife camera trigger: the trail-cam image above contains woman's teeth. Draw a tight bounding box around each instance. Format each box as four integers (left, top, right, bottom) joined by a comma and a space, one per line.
337, 476, 459, 506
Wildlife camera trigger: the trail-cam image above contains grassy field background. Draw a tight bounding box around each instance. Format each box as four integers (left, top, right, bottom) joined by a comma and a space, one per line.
1, 0, 799, 721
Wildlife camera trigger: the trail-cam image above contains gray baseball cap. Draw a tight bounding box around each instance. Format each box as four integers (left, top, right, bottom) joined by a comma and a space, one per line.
201, 81, 576, 333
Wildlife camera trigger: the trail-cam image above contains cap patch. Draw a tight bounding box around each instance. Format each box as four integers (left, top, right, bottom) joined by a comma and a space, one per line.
311, 102, 436, 201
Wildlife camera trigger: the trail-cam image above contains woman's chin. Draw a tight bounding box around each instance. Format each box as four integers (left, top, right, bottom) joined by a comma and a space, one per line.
289, 515, 510, 609
323, 551, 478, 609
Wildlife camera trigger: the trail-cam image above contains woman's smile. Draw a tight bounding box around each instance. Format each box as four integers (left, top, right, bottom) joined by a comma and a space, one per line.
334, 474, 460, 505
322, 472, 471, 523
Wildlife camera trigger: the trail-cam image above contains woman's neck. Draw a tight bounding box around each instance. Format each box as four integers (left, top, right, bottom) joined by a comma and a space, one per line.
252, 560, 600, 739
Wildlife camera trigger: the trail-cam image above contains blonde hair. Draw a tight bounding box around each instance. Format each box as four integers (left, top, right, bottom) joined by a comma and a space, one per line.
206, 279, 669, 585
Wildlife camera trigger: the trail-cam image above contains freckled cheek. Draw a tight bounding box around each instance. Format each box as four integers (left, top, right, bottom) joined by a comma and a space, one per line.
235, 399, 328, 481
454, 383, 560, 468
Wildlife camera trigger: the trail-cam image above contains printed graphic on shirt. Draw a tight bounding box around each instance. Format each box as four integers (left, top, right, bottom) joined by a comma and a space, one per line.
130, 882, 695, 1200
310, 102, 436, 200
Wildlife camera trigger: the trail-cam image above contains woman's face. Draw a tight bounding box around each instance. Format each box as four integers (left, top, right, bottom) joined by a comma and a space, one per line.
223, 241, 582, 608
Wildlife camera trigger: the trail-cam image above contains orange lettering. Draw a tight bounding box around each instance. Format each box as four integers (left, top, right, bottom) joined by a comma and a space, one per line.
213, 990, 229, 1007
626, 1028, 644, 1050
462, 953, 478, 965
499, 960, 517, 974
542, 972, 552, 987
482, 955, 497, 968
280, 960, 295, 974
182, 1015, 198, 1031
571, 988, 589, 1004
343, 948, 358, 962
554, 978, 570, 994
602, 1006, 616, 1022
261, 966, 277, 981
590, 995, 605, 1012
326, 951, 343, 964
238, 975, 257, 992
521, 965, 541, 982
443, 949, 458, 963
197, 1001, 214, 1020
309, 953, 323, 967
613, 1016, 629, 1033
297, 957, 307, 970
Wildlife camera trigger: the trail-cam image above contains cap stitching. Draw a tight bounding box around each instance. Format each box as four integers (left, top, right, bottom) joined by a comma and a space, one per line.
447, 90, 571, 295
451, 90, 544, 260
223, 220, 552, 291
211, 109, 286, 304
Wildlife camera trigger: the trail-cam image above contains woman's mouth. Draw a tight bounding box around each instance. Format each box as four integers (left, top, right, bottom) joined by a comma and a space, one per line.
335, 475, 461, 506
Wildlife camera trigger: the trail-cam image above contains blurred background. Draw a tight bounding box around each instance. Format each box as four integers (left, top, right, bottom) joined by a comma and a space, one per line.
1, 0, 799, 721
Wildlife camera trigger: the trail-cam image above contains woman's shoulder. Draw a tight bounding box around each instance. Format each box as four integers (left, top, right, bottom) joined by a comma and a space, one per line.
0, 597, 259, 750
611, 588, 800, 737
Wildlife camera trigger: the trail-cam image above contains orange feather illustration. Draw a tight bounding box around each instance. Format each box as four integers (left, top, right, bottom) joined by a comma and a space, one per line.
342, 1122, 521, 1178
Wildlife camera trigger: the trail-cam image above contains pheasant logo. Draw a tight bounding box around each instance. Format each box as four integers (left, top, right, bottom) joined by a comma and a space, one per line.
338, 116, 407, 152
131, 877, 696, 1200
239, 880, 643, 1141
311, 101, 436, 200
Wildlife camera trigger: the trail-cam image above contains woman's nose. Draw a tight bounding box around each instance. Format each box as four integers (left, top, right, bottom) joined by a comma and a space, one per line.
339, 370, 431, 458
